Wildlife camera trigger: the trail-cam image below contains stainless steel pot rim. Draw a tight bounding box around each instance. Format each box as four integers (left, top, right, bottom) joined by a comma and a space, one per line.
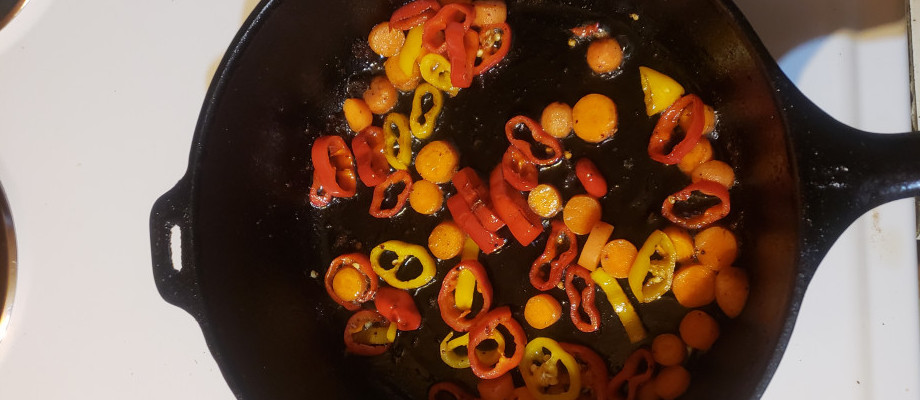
0, 182, 16, 346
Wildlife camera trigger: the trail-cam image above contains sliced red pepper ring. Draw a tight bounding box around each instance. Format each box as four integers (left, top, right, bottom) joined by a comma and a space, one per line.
490, 167, 544, 246
369, 170, 413, 218
445, 22, 478, 88
648, 93, 706, 165
473, 23, 512, 75
607, 348, 655, 400
390, 0, 441, 31
518, 337, 582, 400
501, 146, 538, 192
447, 195, 506, 254
422, 3, 475, 55
468, 306, 526, 380
575, 158, 608, 198
530, 220, 576, 291
564, 265, 600, 333
505, 115, 563, 166
309, 172, 333, 208
323, 253, 378, 311
311, 135, 357, 197
660, 179, 730, 230
453, 167, 505, 232
352, 126, 390, 187
374, 286, 422, 331
438, 260, 494, 332
558, 343, 609, 400
343, 310, 396, 356
428, 381, 477, 400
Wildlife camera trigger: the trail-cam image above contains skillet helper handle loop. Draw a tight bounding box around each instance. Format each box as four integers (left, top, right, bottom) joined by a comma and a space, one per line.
788, 92, 920, 274
149, 177, 203, 319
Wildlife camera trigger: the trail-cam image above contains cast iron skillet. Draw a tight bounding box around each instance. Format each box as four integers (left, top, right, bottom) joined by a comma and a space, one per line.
149, 0, 920, 399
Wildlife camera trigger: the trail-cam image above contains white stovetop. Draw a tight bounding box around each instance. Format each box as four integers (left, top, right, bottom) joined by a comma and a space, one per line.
0, 1, 916, 399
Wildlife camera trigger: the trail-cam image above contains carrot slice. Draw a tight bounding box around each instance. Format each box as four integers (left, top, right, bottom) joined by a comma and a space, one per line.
562, 194, 602, 235
410, 180, 444, 215
715, 266, 750, 318
694, 226, 737, 270
691, 160, 735, 188
676, 138, 712, 175
429, 221, 466, 260
599, 239, 637, 279
523, 293, 562, 329
653, 365, 691, 400
662, 226, 693, 263
651, 333, 686, 367
577, 221, 614, 270
671, 264, 717, 308
679, 310, 719, 351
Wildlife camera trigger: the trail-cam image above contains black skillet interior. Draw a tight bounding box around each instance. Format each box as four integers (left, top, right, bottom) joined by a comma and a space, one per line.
148, 0, 873, 398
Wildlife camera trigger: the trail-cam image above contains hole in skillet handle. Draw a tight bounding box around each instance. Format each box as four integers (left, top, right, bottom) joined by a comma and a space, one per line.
149, 177, 205, 320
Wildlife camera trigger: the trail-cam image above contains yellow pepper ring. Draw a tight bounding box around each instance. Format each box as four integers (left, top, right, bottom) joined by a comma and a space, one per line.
398, 25, 424, 76
628, 230, 678, 303
409, 83, 444, 140
418, 53, 459, 96
369, 240, 437, 290
439, 331, 507, 369
383, 113, 413, 170
518, 337, 582, 400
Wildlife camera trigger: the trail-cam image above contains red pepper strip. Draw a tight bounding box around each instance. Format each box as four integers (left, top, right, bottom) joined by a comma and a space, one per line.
505, 115, 563, 166
390, 0, 441, 31
529, 220, 576, 291
607, 348, 655, 400
352, 127, 390, 187
437, 260, 494, 332
374, 286, 422, 331
324, 253, 378, 311
343, 310, 393, 356
445, 23, 478, 88
311, 135, 357, 197
453, 167, 505, 232
447, 195, 506, 254
473, 23, 512, 75
661, 179, 730, 230
564, 265, 601, 333
501, 146, 538, 191
428, 382, 476, 400
570, 22, 601, 38
489, 167, 544, 246
648, 94, 706, 165
309, 172, 332, 208
422, 3, 474, 55
468, 306, 526, 379
575, 158, 608, 198
559, 343, 609, 400
369, 170, 413, 218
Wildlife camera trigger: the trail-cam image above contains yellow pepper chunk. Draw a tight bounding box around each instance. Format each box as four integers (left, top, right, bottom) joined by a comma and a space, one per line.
460, 236, 479, 261
352, 321, 398, 345
419, 53, 459, 96
591, 269, 647, 343
454, 268, 477, 311
331, 266, 365, 302
399, 25, 424, 76
639, 66, 685, 116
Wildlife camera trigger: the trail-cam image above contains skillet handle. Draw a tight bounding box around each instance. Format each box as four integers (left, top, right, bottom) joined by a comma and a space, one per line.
149, 176, 204, 319
783, 84, 920, 277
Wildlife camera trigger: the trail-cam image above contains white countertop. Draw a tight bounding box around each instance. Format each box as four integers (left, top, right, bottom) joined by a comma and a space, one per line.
0, 1, 916, 399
